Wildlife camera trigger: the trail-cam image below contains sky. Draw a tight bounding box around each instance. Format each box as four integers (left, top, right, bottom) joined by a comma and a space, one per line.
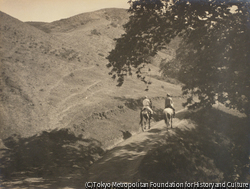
0, 0, 130, 22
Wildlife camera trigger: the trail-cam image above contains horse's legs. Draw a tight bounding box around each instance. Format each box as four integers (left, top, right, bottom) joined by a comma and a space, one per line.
142, 116, 147, 132
139, 111, 142, 125
164, 113, 170, 129
164, 113, 167, 126
165, 114, 169, 131
142, 118, 145, 132
140, 111, 144, 132
148, 115, 151, 130
167, 113, 171, 128
171, 115, 173, 128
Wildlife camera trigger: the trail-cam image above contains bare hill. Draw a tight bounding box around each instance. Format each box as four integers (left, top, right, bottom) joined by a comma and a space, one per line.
0, 9, 181, 144
28, 8, 129, 33
27, 8, 179, 67
0, 11, 85, 138
0, 9, 184, 186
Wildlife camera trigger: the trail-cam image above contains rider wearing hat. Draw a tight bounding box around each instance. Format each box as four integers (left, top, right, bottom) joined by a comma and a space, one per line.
142, 96, 153, 115
165, 93, 175, 117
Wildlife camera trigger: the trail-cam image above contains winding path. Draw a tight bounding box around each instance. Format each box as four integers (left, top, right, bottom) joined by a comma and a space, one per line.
87, 109, 189, 182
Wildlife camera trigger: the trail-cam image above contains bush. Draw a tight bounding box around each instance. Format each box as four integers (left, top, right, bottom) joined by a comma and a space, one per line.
91, 29, 101, 36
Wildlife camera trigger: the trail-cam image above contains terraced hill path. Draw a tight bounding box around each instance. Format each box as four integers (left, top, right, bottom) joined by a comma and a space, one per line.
87, 109, 189, 183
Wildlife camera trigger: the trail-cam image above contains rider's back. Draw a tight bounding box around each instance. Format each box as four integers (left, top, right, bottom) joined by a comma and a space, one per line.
165, 97, 172, 108
143, 99, 151, 107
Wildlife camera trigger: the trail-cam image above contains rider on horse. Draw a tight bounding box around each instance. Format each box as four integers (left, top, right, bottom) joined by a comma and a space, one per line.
142, 96, 153, 115
165, 93, 175, 117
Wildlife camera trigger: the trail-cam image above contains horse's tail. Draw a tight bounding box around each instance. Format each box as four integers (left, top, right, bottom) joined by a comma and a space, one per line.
163, 112, 167, 125
167, 113, 170, 120
163, 111, 170, 125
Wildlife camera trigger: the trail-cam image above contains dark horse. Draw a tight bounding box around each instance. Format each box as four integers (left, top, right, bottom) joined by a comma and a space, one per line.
139, 108, 151, 132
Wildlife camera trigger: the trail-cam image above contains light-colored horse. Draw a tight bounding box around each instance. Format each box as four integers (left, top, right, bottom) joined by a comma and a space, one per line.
163, 108, 174, 128
139, 108, 151, 132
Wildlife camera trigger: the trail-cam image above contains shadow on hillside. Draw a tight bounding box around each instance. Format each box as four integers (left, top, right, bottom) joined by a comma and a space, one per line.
114, 97, 164, 122
0, 128, 104, 188
114, 97, 143, 111
137, 108, 250, 183
120, 130, 132, 140
88, 133, 165, 182
88, 108, 249, 183
152, 108, 164, 122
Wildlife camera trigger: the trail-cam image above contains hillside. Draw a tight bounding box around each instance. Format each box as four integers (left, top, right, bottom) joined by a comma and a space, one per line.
27, 8, 179, 67
1, 9, 180, 138
0, 8, 182, 141
1, 7, 249, 188
88, 107, 249, 184
0, 10, 84, 138
0, 8, 184, 185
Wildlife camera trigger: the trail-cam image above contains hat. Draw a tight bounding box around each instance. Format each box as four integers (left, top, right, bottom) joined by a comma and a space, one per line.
167, 93, 171, 97
145, 96, 148, 99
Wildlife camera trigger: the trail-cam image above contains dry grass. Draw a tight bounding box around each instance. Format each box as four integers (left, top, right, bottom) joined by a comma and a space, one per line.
0, 9, 182, 187
1, 8, 248, 188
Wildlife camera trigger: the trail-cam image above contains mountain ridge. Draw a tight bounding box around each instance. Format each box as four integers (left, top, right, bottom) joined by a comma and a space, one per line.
26, 8, 129, 33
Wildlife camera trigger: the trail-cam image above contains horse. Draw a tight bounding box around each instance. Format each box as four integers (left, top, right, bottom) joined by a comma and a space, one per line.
139, 108, 151, 132
163, 108, 174, 129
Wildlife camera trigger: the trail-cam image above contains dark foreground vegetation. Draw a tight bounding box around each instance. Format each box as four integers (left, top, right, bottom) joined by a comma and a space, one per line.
1, 106, 249, 187
0, 128, 104, 188
138, 107, 250, 182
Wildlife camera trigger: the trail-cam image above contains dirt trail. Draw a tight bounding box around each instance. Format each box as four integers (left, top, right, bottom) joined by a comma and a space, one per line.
87, 109, 189, 183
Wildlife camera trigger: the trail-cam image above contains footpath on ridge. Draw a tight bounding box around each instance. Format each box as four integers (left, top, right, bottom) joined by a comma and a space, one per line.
87, 109, 190, 183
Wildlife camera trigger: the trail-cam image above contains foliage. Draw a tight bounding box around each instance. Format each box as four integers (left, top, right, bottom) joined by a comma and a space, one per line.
159, 58, 181, 79
174, 1, 250, 117
106, 0, 168, 86
106, 0, 250, 116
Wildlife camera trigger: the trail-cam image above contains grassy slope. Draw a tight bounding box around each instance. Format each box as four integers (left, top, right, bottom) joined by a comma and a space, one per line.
0, 9, 185, 186
0, 9, 182, 142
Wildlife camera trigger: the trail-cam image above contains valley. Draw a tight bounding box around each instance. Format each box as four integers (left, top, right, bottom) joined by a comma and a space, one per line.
0, 7, 249, 188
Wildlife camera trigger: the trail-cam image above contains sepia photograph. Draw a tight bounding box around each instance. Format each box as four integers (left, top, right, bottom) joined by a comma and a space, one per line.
0, 0, 249, 188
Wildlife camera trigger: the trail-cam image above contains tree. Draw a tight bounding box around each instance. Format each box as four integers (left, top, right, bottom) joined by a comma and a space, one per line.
107, 0, 167, 86
106, 0, 250, 116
